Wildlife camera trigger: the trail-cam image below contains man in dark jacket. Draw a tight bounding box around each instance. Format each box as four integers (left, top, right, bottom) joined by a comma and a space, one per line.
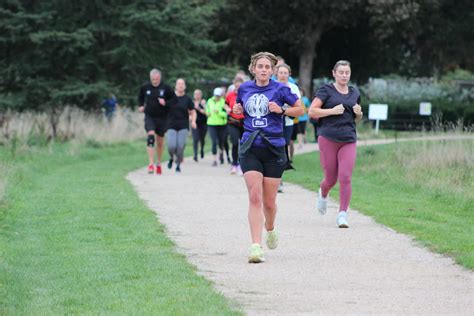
138, 68, 177, 174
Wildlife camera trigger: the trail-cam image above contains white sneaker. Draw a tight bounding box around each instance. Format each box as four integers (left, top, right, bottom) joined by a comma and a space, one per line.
278, 182, 284, 193
230, 165, 238, 174
317, 188, 328, 215
237, 165, 243, 176
248, 243, 265, 263
266, 229, 278, 250
337, 211, 349, 228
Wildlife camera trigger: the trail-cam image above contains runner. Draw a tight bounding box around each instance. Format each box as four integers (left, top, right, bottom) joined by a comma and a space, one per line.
308, 60, 363, 228
192, 89, 208, 162
225, 77, 245, 175
234, 52, 303, 263
206, 87, 228, 166
276, 63, 301, 193
297, 88, 310, 148
166, 78, 196, 173
138, 69, 177, 174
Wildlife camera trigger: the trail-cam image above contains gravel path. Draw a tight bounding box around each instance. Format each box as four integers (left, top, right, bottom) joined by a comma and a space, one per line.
127, 135, 473, 315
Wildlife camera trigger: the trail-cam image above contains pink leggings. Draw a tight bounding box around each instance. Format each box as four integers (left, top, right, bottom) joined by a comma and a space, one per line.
318, 136, 357, 212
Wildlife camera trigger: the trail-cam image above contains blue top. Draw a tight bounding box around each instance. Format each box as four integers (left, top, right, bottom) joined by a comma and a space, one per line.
298, 96, 310, 122
271, 74, 297, 84
237, 79, 298, 147
102, 96, 117, 114
314, 83, 361, 143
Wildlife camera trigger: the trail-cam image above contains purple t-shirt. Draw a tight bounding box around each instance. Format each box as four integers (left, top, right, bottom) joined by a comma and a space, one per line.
237, 80, 298, 147
315, 83, 361, 143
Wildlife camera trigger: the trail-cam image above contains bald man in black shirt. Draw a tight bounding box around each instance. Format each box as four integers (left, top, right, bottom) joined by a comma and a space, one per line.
138, 68, 177, 174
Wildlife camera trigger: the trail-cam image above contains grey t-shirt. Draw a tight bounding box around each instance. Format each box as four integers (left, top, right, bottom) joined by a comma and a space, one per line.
314, 83, 361, 143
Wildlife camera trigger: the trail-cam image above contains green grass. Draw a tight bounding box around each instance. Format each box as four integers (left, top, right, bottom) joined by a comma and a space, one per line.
0, 139, 240, 314
284, 139, 474, 269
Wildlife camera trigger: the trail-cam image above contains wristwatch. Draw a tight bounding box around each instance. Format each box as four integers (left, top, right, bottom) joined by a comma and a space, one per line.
281, 104, 290, 115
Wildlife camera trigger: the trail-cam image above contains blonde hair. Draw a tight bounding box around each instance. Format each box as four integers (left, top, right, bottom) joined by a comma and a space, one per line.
333, 60, 351, 71
248, 52, 278, 75
276, 63, 291, 75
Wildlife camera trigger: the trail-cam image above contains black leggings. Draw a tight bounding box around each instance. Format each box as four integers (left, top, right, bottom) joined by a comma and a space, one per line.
208, 125, 226, 155
192, 124, 207, 158
227, 124, 243, 166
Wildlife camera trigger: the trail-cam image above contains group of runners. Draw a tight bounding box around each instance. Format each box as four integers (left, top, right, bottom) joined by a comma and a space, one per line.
138, 52, 363, 263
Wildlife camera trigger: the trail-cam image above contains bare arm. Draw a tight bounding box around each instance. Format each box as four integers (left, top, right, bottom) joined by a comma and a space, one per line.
189, 109, 197, 129
268, 99, 304, 117
308, 97, 344, 119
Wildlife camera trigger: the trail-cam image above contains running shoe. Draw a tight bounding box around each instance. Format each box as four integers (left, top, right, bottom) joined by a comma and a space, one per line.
230, 165, 238, 174
147, 164, 154, 174
155, 164, 162, 175
266, 229, 278, 250
219, 153, 224, 164
200, 150, 204, 159
193, 156, 198, 162
212, 161, 218, 167
248, 243, 265, 263
227, 157, 232, 164
167, 159, 173, 169
278, 182, 284, 193
317, 188, 328, 215
237, 165, 243, 176
337, 211, 349, 228
175, 165, 181, 173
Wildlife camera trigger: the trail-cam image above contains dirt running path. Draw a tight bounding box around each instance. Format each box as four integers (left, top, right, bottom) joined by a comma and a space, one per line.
127, 136, 473, 315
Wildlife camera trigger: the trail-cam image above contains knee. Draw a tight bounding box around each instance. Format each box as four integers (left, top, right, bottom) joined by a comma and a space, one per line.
263, 200, 276, 211
156, 137, 164, 148
147, 134, 155, 147
248, 189, 263, 206
323, 178, 338, 189
338, 174, 352, 186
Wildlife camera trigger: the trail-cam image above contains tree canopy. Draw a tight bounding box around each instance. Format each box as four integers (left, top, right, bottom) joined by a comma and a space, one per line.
1, 0, 472, 111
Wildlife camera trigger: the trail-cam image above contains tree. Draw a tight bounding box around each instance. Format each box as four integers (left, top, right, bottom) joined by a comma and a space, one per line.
214, 0, 364, 94
0, 0, 227, 117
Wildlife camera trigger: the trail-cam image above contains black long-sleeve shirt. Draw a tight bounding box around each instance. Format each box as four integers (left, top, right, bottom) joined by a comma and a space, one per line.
138, 82, 177, 118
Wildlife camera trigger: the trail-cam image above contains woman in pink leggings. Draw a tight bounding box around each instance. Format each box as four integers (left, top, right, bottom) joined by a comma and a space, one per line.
308, 60, 363, 228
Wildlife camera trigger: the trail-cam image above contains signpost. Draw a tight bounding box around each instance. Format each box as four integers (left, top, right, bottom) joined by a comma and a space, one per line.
419, 102, 432, 116
368, 104, 388, 134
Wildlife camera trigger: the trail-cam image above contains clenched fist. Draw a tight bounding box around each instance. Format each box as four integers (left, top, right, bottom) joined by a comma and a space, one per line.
332, 104, 345, 115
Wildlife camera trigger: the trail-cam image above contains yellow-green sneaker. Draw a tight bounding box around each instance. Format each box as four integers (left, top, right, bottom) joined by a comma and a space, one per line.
248, 243, 265, 263
266, 229, 278, 250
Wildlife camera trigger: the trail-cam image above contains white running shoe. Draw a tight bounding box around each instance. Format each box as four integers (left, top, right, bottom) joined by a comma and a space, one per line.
266, 229, 278, 250
248, 243, 265, 263
230, 165, 238, 174
317, 188, 328, 215
278, 182, 284, 193
337, 211, 349, 228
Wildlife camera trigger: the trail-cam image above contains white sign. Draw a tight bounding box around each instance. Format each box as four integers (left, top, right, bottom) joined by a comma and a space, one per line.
368, 104, 388, 120
419, 102, 432, 116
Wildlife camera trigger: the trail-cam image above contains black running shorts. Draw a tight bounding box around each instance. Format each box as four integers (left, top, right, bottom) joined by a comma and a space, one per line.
144, 115, 167, 137
239, 146, 287, 178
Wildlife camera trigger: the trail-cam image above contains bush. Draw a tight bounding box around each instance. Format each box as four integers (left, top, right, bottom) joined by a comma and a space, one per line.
359, 73, 473, 130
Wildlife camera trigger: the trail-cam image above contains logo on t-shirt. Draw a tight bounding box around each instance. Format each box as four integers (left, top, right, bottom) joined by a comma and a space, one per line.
245, 93, 269, 128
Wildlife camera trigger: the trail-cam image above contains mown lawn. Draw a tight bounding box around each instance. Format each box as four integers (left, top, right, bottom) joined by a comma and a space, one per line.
0, 140, 240, 315
284, 139, 474, 269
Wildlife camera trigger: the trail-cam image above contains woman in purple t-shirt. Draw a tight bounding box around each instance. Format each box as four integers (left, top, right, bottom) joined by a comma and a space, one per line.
233, 52, 303, 263
309, 60, 363, 228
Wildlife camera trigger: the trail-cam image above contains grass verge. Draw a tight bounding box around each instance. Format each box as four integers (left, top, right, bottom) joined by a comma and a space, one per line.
0, 140, 240, 314
284, 139, 474, 269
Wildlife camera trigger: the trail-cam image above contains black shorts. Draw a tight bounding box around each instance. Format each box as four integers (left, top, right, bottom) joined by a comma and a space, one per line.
291, 124, 298, 141
298, 121, 307, 134
239, 146, 287, 178
144, 115, 167, 137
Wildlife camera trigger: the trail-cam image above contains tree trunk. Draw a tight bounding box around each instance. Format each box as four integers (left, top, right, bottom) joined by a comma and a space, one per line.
298, 22, 324, 97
